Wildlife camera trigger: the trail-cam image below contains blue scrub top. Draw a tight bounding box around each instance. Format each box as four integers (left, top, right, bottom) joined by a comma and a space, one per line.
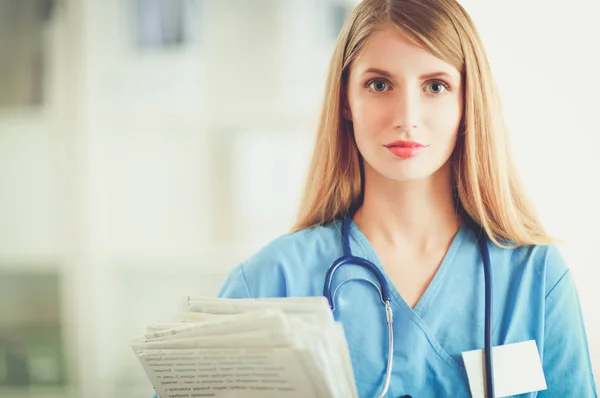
216, 219, 597, 397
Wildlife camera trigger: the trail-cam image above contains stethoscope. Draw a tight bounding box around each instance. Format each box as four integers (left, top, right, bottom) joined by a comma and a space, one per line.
323, 214, 495, 398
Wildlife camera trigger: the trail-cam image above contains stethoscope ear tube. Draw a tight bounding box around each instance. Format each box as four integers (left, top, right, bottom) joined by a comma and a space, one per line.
323, 255, 392, 310
479, 233, 495, 398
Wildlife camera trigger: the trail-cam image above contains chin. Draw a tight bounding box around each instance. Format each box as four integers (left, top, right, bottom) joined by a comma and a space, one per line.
375, 167, 435, 183
376, 161, 446, 183
363, 155, 450, 184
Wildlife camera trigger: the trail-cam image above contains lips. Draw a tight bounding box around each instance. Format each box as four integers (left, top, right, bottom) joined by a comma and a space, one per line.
384, 140, 426, 159
384, 140, 426, 149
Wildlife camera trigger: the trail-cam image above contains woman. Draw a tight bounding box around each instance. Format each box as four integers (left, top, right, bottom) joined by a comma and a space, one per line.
218, 0, 597, 396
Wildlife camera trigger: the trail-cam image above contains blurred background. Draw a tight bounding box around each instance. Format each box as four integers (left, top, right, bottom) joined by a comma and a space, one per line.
0, 0, 597, 397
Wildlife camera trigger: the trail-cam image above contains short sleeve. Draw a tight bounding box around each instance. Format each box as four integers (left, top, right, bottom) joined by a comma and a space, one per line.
539, 269, 597, 397
217, 264, 251, 299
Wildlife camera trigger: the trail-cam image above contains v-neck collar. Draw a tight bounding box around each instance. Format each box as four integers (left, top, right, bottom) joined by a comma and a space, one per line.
347, 219, 468, 318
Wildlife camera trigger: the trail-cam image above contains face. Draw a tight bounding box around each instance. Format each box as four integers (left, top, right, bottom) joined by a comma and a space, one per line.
346, 27, 463, 183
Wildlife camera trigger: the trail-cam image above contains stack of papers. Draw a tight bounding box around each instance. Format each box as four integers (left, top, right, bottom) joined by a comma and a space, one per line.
132, 296, 359, 398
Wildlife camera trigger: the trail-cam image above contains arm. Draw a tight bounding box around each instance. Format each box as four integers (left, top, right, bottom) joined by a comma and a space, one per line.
538, 269, 597, 397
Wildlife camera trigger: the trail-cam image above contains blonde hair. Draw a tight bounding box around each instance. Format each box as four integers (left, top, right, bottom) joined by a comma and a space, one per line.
292, 0, 553, 248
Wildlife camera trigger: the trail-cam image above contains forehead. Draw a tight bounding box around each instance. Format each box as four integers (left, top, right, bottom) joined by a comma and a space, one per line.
351, 28, 461, 80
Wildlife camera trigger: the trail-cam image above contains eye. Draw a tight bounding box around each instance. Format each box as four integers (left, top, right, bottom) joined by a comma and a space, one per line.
425, 80, 450, 94
366, 79, 390, 92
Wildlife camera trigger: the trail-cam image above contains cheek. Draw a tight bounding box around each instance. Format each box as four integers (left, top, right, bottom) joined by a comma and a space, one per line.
424, 102, 462, 140
351, 99, 393, 140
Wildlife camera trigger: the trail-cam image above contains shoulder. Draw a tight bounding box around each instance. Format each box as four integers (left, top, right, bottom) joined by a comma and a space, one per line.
462, 226, 569, 297
244, 220, 343, 271
219, 221, 344, 298
499, 242, 568, 297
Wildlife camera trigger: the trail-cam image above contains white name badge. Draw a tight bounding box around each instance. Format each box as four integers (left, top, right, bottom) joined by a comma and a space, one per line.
462, 340, 547, 397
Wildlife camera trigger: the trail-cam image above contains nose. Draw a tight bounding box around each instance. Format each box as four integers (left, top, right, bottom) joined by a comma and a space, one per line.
393, 86, 420, 132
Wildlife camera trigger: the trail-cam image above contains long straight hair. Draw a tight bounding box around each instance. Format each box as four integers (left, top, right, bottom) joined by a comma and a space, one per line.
292, 0, 553, 247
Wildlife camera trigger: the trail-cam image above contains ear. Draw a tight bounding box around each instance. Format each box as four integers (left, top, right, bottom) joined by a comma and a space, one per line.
341, 83, 353, 121
343, 106, 353, 121
341, 93, 353, 121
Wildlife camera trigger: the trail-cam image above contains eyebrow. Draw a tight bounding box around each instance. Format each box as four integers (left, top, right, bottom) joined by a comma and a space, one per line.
361, 67, 458, 82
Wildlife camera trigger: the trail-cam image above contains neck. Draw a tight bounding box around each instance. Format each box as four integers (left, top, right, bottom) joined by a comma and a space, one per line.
353, 162, 461, 254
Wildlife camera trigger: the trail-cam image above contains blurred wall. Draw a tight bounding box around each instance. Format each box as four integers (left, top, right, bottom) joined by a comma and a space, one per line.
0, 1, 597, 397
